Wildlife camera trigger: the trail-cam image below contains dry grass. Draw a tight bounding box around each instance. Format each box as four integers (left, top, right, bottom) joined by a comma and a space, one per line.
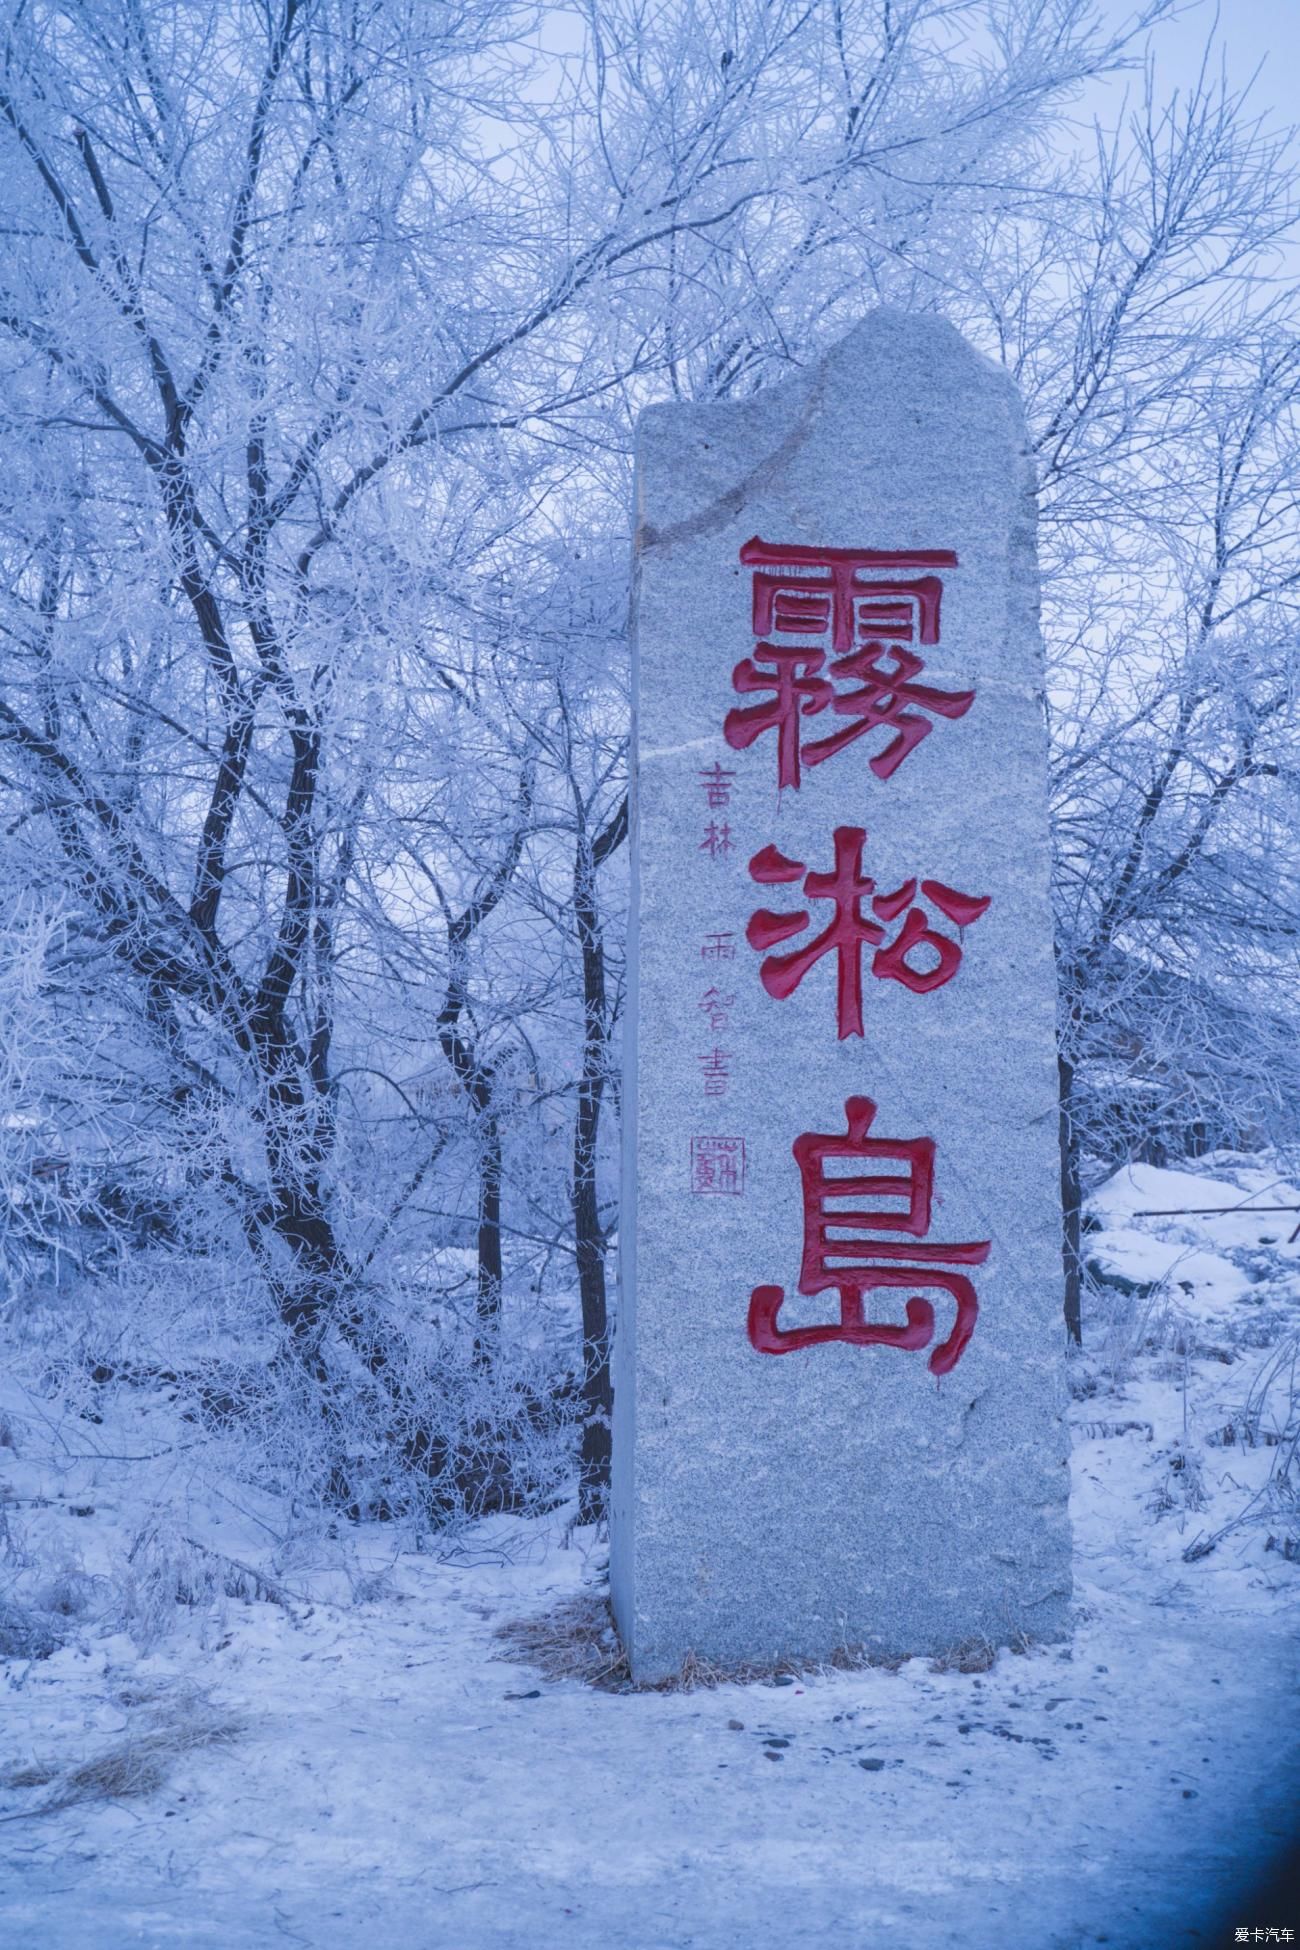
1, 1759, 57, 1790
495, 1591, 632, 1690
0, 1685, 243, 1821
496, 1591, 959, 1693
928, 1637, 1000, 1675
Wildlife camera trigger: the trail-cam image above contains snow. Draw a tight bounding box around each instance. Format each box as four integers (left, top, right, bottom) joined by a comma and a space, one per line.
1089, 1160, 1300, 1256
2, 1159, 1299, 1948
3, 1536, 1296, 1948
1084, 1225, 1251, 1318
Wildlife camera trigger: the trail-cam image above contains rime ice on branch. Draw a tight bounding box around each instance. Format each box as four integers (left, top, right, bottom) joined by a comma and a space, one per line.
614, 312, 1072, 1683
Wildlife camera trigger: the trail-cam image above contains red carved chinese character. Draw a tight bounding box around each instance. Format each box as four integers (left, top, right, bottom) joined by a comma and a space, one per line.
698, 986, 735, 1031
747, 828, 883, 1038
723, 645, 831, 790
690, 1135, 745, 1195
700, 820, 735, 860
740, 538, 955, 652
745, 829, 990, 1035
698, 761, 737, 809
698, 1046, 731, 1096
747, 1095, 989, 1374
724, 537, 972, 787
869, 876, 992, 992
802, 644, 976, 782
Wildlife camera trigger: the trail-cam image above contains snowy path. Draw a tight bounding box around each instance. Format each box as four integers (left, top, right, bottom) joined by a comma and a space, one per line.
1, 1531, 1296, 1949
4, 1156, 1300, 1947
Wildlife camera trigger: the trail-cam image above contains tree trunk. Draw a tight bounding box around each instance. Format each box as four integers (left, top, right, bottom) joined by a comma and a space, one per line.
570, 797, 626, 1523
572, 1069, 613, 1521
475, 1098, 503, 1363
1058, 1052, 1083, 1344
435, 764, 535, 1370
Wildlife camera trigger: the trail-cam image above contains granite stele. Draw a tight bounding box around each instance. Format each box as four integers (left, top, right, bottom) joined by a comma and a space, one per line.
610, 310, 1073, 1683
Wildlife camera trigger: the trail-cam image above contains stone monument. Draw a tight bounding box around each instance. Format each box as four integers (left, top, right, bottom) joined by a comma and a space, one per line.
611, 311, 1072, 1683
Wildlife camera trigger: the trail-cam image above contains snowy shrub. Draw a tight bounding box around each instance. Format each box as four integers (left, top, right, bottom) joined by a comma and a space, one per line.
0, 1599, 62, 1662
118, 1523, 268, 1651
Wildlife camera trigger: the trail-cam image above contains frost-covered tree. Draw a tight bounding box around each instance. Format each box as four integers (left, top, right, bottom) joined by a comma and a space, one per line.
952, 66, 1300, 1330
7, 0, 1290, 1517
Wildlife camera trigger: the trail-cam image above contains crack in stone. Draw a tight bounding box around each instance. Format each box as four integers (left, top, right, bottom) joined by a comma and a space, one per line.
637, 366, 825, 554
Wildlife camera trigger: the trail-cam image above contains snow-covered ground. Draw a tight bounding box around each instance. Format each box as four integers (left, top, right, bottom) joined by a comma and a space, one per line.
3, 1155, 1299, 1949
